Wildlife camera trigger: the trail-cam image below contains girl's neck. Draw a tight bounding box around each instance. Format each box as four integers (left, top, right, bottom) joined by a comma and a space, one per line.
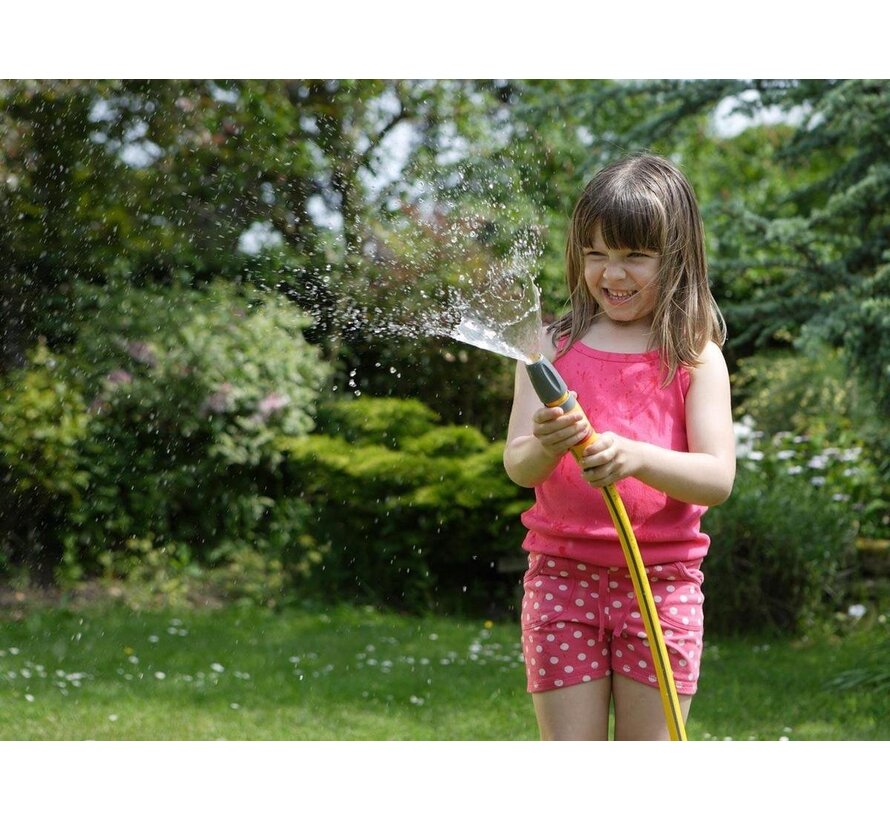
581, 314, 655, 354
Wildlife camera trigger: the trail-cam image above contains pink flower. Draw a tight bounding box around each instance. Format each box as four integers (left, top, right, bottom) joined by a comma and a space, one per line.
126, 341, 157, 367
249, 392, 289, 424
107, 369, 133, 385
202, 383, 235, 416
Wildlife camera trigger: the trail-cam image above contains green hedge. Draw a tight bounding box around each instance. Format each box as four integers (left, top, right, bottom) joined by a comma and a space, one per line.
278, 397, 531, 615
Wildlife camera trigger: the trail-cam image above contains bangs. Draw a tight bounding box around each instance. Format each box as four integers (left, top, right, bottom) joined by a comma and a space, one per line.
580, 182, 666, 252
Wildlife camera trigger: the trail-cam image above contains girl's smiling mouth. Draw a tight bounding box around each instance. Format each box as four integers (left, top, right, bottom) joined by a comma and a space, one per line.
603, 288, 638, 303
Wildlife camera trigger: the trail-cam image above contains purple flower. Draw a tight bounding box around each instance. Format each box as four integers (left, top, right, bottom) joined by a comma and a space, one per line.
202, 383, 235, 416
107, 369, 133, 385
249, 392, 290, 424
126, 341, 157, 367
258, 392, 289, 414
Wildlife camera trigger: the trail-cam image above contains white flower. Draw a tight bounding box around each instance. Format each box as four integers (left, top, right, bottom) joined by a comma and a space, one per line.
847, 604, 867, 619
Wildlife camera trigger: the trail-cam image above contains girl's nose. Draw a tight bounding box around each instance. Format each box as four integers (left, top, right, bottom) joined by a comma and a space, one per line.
603, 261, 626, 282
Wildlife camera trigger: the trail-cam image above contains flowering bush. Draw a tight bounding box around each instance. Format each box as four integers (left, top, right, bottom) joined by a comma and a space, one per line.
702, 416, 861, 635
1, 281, 330, 583
734, 415, 887, 540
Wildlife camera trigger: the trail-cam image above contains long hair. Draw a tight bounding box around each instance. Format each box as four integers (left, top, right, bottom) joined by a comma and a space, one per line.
551, 153, 726, 383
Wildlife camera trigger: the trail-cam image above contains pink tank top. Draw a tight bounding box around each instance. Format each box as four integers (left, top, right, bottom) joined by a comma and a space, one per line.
520, 341, 710, 566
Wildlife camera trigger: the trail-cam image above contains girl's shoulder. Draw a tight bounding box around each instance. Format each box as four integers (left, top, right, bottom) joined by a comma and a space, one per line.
686, 340, 730, 387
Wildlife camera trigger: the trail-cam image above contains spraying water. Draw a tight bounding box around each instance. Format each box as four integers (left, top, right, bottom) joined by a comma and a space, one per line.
295, 230, 545, 367
440, 250, 543, 364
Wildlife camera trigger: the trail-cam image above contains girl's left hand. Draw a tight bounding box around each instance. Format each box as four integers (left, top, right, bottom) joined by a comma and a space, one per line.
579, 432, 642, 488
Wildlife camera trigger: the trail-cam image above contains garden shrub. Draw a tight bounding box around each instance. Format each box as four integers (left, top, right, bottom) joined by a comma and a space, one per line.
0, 280, 330, 584
703, 455, 859, 636
733, 346, 888, 540
0, 343, 92, 582
277, 396, 531, 616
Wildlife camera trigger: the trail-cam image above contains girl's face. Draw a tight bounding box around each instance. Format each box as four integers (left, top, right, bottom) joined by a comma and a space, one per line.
582, 224, 661, 326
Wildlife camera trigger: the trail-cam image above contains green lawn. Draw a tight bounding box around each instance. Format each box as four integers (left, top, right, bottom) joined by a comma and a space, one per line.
2, 601, 887, 740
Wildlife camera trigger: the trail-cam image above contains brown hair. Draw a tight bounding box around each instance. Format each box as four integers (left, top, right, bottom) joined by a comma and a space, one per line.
551, 153, 726, 383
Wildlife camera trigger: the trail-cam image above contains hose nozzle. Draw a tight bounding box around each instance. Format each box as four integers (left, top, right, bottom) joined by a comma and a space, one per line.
525, 355, 577, 411
525, 355, 595, 457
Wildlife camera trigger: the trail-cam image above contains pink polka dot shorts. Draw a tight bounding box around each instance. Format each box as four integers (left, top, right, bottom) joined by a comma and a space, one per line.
521, 552, 705, 696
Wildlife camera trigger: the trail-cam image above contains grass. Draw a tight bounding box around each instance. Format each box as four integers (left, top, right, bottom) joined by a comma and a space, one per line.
1, 599, 888, 740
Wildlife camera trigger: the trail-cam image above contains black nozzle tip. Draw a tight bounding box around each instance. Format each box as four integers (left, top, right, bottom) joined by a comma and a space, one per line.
525, 357, 570, 406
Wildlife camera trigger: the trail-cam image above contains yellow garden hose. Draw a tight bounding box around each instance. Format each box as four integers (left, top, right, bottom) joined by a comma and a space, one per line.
526, 356, 687, 741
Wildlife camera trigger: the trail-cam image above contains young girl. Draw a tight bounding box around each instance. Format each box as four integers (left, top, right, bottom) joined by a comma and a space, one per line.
504, 153, 736, 741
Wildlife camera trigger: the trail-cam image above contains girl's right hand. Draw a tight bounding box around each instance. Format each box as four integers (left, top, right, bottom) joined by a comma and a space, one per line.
532, 399, 591, 458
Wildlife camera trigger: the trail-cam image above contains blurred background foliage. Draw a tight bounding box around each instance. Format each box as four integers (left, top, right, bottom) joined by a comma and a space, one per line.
1, 79, 888, 632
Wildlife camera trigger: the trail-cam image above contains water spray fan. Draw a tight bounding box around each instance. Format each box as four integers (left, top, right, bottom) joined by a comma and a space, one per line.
526, 355, 688, 741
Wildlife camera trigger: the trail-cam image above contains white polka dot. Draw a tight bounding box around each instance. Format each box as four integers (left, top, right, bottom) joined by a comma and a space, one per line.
631, 611, 640, 619
648, 675, 657, 684
586, 612, 595, 620
559, 571, 569, 577
559, 584, 568, 592
655, 565, 663, 572
654, 595, 663, 603
546, 560, 556, 568
591, 662, 599, 669
591, 573, 600, 580
573, 631, 582, 639
534, 602, 540, 610
587, 640, 596, 647
575, 599, 584, 606
583, 675, 591, 682
577, 563, 587, 571
530, 658, 536, 666
638, 660, 647, 669
615, 649, 623, 658
670, 607, 678, 615
554, 605, 563, 613
683, 617, 690, 625
555, 679, 564, 687
664, 630, 673, 638
612, 601, 622, 609
564, 665, 574, 673
680, 595, 688, 603
667, 584, 676, 591
539, 669, 546, 676
609, 581, 619, 589
622, 664, 631, 673
556, 622, 566, 628
560, 643, 570, 651
545, 593, 553, 601
535, 580, 543, 588
580, 581, 589, 588
578, 653, 587, 661
536, 645, 543, 653
546, 634, 555, 642
550, 657, 559, 664
679, 659, 688, 667
637, 631, 647, 639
